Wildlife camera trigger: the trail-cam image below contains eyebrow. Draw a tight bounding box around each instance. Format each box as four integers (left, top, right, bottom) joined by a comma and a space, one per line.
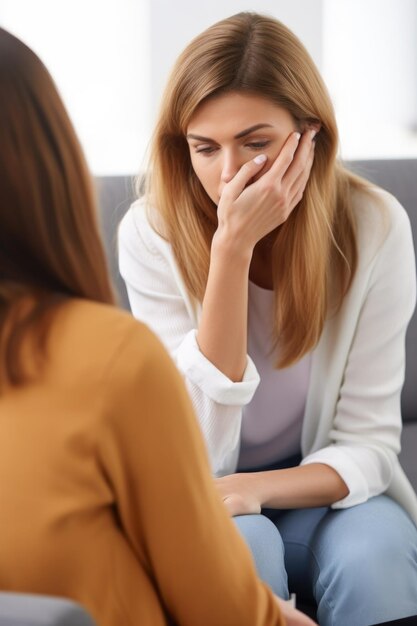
186, 123, 274, 142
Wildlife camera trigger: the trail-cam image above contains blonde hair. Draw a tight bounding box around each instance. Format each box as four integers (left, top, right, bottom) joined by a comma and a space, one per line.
147, 12, 371, 367
0, 28, 115, 385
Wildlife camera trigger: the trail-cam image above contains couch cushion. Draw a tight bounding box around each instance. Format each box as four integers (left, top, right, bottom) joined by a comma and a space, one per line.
95, 176, 136, 310
0, 593, 96, 626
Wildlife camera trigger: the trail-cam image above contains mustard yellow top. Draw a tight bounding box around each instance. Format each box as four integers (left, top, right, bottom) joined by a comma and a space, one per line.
0, 299, 283, 626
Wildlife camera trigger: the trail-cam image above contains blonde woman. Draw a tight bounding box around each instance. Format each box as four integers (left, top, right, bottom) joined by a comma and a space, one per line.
0, 27, 319, 626
119, 12, 417, 626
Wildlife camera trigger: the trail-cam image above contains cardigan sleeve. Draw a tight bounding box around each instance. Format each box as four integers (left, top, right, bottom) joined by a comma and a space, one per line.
118, 202, 260, 476
302, 194, 416, 508
98, 323, 283, 626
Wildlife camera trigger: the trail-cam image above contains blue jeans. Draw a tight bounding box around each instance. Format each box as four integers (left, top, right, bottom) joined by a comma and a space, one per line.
235, 457, 417, 626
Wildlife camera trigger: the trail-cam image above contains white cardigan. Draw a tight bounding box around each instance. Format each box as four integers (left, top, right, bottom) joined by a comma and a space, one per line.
118, 187, 417, 523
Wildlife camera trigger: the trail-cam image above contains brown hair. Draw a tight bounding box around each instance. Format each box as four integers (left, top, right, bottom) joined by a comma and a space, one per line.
0, 28, 115, 385
147, 12, 372, 367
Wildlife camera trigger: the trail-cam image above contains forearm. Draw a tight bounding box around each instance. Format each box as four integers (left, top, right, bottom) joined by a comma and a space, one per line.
245, 463, 349, 509
197, 234, 252, 381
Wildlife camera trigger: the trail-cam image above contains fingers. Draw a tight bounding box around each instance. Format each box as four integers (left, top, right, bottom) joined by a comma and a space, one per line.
276, 598, 318, 626
253, 129, 315, 217
286, 139, 315, 209
257, 128, 316, 210
267, 131, 303, 180
221, 493, 262, 517
221, 128, 315, 206
278, 128, 317, 188
216, 127, 317, 246
221, 153, 268, 202
222, 495, 241, 517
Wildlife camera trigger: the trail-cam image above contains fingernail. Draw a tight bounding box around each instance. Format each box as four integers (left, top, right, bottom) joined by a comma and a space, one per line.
294, 132, 301, 141
310, 129, 317, 140
254, 154, 267, 165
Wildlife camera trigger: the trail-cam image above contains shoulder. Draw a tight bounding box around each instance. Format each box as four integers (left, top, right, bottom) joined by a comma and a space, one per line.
118, 197, 170, 258
44, 299, 188, 438
118, 198, 179, 286
351, 185, 414, 265
48, 299, 167, 385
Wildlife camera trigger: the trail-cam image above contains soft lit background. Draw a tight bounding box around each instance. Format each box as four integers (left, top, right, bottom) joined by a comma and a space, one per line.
1, 0, 416, 174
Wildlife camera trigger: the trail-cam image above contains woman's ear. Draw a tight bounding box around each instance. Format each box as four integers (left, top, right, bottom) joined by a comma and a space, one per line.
300, 120, 322, 136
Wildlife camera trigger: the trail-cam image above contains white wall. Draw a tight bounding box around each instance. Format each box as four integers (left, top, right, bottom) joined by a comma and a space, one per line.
323, 0, 417, 158
149, 0, 325, 113
0, 0, 151, 175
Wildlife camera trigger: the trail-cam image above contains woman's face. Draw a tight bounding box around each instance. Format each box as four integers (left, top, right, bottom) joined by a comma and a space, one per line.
186, 91, 298, 204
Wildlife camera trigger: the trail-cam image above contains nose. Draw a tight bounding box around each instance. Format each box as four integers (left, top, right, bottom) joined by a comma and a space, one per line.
220, 150, 241, 185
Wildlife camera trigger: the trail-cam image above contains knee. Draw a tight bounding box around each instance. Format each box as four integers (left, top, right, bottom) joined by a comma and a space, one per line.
340, 529, 417, 584
234, 514, 288, 598
316, 511, 417, 625
320, 499, 417, 591
234, 514, 285, 560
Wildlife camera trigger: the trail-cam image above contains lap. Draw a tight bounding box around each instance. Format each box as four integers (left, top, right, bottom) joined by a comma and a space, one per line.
270, 494, 417, 560
235, 497, 417, 624
267, 495, 417, 604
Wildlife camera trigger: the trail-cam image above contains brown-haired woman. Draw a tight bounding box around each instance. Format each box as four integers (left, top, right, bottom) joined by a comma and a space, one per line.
119, 12, 417, 626
0, 26, 318, 626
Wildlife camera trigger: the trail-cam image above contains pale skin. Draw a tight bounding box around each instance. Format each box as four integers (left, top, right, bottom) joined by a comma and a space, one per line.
276, 597, 317, 626
186, 92, 349, 520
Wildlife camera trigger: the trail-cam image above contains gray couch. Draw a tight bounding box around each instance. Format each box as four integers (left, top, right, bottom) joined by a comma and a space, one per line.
1, 159, 416, 625
0, 593, 95, 626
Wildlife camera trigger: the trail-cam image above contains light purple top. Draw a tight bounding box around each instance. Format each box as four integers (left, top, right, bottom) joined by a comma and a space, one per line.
238, 281, 312, 469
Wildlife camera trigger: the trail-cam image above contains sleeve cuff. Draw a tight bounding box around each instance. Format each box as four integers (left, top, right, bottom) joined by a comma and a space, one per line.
301, 446, 370, 508
175, 330, 260, 406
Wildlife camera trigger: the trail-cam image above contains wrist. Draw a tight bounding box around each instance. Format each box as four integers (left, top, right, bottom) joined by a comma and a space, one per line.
242, 470, 288, 509
212, 229, 253, 265
240, 471, 271, 507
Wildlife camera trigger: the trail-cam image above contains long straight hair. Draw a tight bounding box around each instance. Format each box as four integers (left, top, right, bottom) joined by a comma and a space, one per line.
0, 28, 115, 385
147, 12, 372, 367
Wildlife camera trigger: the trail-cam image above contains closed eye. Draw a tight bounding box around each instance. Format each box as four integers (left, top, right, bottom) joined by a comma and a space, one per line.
195, 145, 218, 155
193, 139, 271, 155
245, 140, 271, 150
